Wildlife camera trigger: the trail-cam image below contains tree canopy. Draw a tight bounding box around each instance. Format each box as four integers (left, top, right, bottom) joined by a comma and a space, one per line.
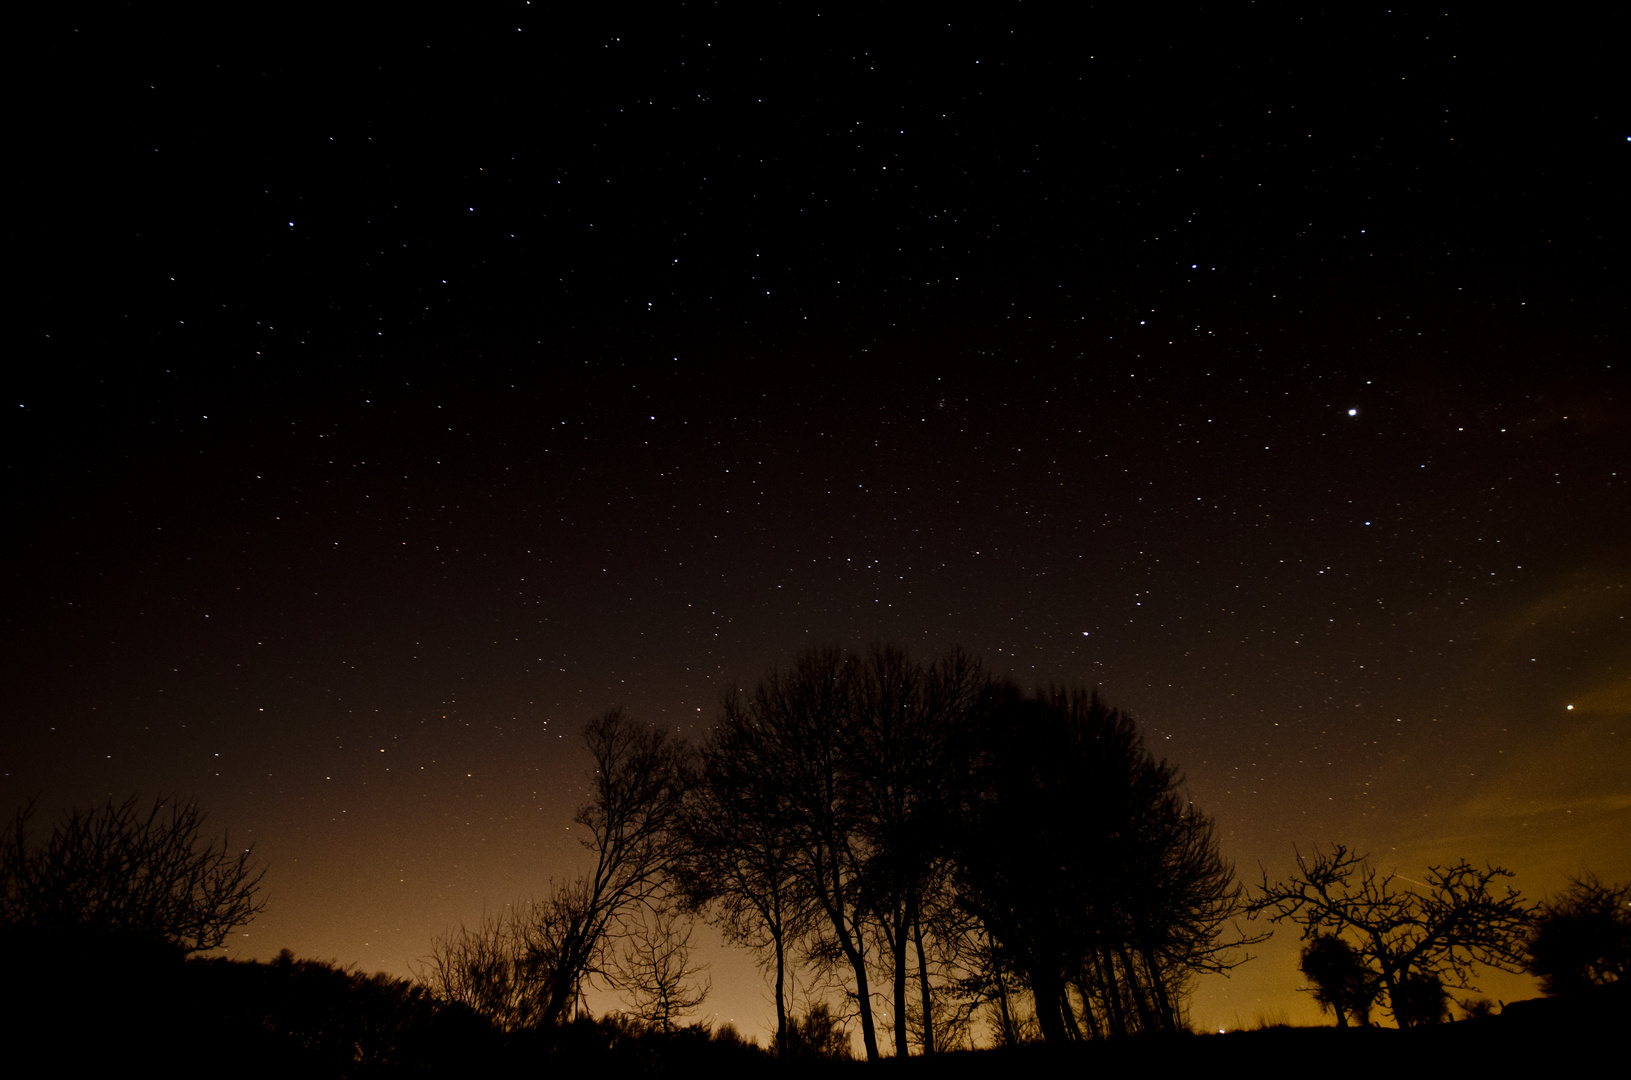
422, 646, 1257, 1055
679, 647, 1255, 1057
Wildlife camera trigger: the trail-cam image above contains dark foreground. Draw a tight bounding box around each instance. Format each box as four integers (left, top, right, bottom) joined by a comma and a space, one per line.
3, 934, 1619, 1076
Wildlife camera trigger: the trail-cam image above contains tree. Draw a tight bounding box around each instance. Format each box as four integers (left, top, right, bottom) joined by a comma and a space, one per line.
533, 708, 693, 1028
0, 794, 266, 953
420, 893, 582, 1032
1116, 782, 1265, 1031
610, 907, 710, 1032
1526, 874, 1631, 996
713, 647, 886, 1060
950, 687, 1257, 1043
686, 648, 1253, 1053
422, 709, 691, 1031
1388, 970, 1448, 1027
701, 645, 991, 1061
1249, 844, 1536, 1026
847, 645, 987, 1057
1299, 933, 1378, 1026
677, 705, 812, 1056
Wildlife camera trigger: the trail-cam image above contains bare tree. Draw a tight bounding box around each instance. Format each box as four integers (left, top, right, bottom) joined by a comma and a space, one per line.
848, 646, 987, 1057
533, 708, 693, 1028
422, 907, 538, 1031
420, 886, 591, 1032
611, 907, 710, 1031
421, 710, 690, 1031
688, 649, 1251, 1053
707, 646, 906, 1063
1249, 844, 1535, 1026
721, 647, 885, 1060
0, 795, 266, 953
678, 706, 812, 1056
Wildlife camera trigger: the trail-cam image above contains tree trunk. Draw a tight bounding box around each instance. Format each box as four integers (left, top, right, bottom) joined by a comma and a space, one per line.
912, 906, 935, 1054
1118, 943, 1157, 1033
1028, 965, 1070, 1044
1138, 944, 1177, 1032
822, 876, 881, 1061
773, 924, 789, 1057
892, 909, 910, 1058
847, 931, 881, 1060
1097, 945, 1129, 1037
1072, 976, 1103, 1039
1060, 986, 1084, 1041
993, 951, 1018, 1046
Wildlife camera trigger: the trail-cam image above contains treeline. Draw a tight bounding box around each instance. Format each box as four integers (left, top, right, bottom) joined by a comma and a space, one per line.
426, 645, 1256, 1060
0, 927, 768, 1077
6, 649, 1628, 1068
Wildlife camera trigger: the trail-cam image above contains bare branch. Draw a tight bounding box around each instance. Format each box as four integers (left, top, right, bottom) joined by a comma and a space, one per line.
0, 794, 266, 953
1249, 844, 1536, 1026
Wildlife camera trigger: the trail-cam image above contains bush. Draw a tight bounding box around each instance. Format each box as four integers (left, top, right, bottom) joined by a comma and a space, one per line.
0, 794, 266, 952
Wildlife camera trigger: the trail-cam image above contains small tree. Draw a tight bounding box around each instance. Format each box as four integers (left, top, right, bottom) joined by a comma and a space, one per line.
424, 710, 691, 1031
1300, 933, 1378, 1026
420, 892, 584, 1032
611, 908, 710, 1032
1526, 874, 1631, 996
1250, 845, 1535, 1027
0, 795, 266, 952
677, 696, 813, 1056
773, 1002, 852, 1061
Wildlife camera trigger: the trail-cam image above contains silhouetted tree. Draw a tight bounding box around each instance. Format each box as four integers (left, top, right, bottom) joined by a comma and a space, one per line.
677, 704, 812, 1057
687, 648, 1251, 1053
944, 921, 1028, 1047
1526, 874, 1631, 996
423, 709, 691, 1031
1300, 933, 1377, 1026
1119, 782, 1265, 1030
848, 646, 987, 1056
421, 895, 576, 1031
611, 907, 710, 1032
0, 794, 265, 953
531, 708, 693, 1028
1389, 970, 1449, 1026
713, 647, 885, 1060
701, 646, 994, 1060
1250, 844, 1535, 1026
950, 687, 1256, 1043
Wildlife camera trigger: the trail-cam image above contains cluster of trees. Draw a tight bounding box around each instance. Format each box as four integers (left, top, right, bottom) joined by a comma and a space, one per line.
1251, 845, 1630, 1027
427, 645, 1258, 1060
1249, 845, 1534, 1027
11, 649, 1621, 1058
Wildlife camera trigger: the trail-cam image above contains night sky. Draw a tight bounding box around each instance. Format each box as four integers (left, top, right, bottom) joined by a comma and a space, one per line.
7, 5, 1626, 1037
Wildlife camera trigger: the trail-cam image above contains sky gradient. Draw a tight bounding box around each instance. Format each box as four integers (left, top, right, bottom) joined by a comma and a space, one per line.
7, 5, 1626, 1039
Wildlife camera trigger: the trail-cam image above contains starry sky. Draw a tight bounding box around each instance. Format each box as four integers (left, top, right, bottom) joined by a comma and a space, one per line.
7, 5, 1627, 1037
